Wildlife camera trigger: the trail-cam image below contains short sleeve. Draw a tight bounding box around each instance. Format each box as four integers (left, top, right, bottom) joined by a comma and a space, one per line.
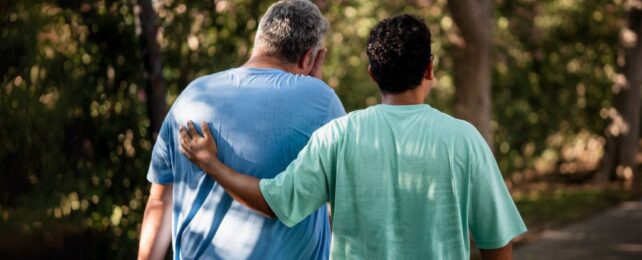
468, 132, 527, 249
259, 123, 338, 227
147, 114, 175, 184
324, 92, 346, 123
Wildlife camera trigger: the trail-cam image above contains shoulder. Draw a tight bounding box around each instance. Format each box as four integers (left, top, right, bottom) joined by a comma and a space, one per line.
316, 114, 349, 135
169, 70, 235, 123
294, 75, 336, 96
183, 69, 234, 91
173, 69, 237, 103
429, 108, 482, 140
310, 114, 349, 145
436, 113, 492, 164
286, 75, 343, 113
344, 106, 375, 119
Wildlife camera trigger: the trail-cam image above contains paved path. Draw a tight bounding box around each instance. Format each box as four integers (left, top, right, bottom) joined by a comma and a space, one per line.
514, 200, 642, 260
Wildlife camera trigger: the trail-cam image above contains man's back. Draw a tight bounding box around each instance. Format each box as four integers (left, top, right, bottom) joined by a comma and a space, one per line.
260, 104, 526, 259
148, 67, 344, 259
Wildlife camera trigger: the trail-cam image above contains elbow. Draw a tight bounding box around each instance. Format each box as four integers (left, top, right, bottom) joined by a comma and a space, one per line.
143, 197, 170, 215
263, 208, 277, 220
479, 241, 513, 260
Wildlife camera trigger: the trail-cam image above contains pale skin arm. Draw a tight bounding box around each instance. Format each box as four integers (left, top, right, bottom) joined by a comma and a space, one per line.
138, 183, 173, 260
179, 122, 276, 218
480, 242, 513, 260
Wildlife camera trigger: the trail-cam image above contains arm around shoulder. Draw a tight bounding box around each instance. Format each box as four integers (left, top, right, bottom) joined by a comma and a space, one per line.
179, 121, 276, 219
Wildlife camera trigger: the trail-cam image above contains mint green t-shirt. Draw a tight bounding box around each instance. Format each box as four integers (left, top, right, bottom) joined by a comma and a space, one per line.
260, 104, 527, 259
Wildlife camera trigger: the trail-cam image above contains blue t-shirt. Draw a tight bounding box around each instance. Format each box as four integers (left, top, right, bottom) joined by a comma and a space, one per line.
147, 67, 345, 260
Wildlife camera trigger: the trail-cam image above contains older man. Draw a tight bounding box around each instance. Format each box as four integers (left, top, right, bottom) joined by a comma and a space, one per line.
138, 1, 343, 259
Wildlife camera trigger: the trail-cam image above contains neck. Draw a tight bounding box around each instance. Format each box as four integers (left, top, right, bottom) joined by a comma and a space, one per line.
242, 51, 299, 74
381, 89, 425, 105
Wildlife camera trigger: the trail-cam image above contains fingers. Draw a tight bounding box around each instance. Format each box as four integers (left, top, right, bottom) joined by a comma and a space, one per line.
201, 121, 213, 140
180, 125, 191, 141
187, 121, 199, 138
178, 127, 192, 158
180, 140, 195, 161
180, 135, 190, 152
179, 126, 191, 150
180, 146, 194, 161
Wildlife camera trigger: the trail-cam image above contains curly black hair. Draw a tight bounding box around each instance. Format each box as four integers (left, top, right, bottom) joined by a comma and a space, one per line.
367, 14, 432, 94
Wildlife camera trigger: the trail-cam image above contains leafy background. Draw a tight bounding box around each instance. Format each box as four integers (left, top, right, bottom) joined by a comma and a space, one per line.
0, 0, 635, 257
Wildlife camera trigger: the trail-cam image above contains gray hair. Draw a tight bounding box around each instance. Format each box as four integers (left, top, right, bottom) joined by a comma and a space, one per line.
254, 0, 328, 64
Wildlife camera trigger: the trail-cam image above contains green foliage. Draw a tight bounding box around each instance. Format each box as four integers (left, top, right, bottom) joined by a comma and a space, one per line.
492, 0, 621, 174
0, 0, 628, 256
1, 0, 152, 255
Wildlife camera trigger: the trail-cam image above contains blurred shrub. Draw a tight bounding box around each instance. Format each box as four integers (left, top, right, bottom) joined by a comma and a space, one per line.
0, 0, 625, 256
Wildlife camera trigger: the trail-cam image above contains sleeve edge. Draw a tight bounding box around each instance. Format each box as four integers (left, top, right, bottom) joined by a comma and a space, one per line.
259, 179, 298, 228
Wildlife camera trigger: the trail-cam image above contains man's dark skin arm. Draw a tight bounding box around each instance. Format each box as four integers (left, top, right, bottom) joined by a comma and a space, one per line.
179, 121, 275, 218
480, 243, 512, 260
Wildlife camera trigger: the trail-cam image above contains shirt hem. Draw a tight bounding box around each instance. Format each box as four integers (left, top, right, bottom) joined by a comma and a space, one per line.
475, 227, 528, 249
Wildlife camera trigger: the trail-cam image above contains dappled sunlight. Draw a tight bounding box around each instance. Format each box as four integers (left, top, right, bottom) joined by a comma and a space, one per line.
509, 131, 604, 187
426, 181, 437, 200
171, 99, 215, 127
2, 0, 642, 257
538, 230, 587, 241
604, 107, 630, 137
210, 204, 263, 258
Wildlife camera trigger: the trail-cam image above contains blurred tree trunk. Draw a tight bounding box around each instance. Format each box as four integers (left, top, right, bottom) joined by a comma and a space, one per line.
597, 3, 642, 194
447, 0, 493, 147
137, 0, 167, 140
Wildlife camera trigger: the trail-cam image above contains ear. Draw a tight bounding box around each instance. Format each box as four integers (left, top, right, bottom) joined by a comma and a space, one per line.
298, 48, 316, 71
424, 61, 433, 80
367, 65, 376, 81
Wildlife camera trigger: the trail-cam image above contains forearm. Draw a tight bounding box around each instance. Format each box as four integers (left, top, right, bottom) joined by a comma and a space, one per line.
138, 184, 173, 260
203, 160, 276, 218
480, 242, 513, 260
